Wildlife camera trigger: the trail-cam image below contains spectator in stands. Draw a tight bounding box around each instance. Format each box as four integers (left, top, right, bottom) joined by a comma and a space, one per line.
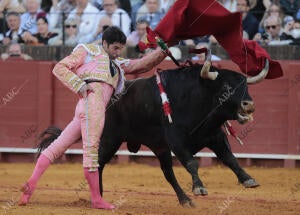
83, 15, 112, 43
293, 19, 300, 31
63, 17, 79, 46
48, 0, 76, 31
131, 0, 144, 26
91, 0, 132, 13
2, 12, 25, 45
159, 0, 174, 14
220, 0, 237, 12
281, 15, 295, 40
68, 0, 101, 43
118, 0, 132, 16
191, 42, 221, 62
135, 0, 151, 21
181, 38, 200, 46
126, 18, 148, 46
236, 0, 259, 39
0, 0, 25, 16
279, 0, 299, 17
289, 19, 300, 44
0, 0, 25, 35
297, 4, 300, 19
253, 15, 293, 45
249, 0, 270, 22
41, 0, 53, 12
21, 14, 62, 45
259, 3, 284, 33
1, 43, 33, 61
20, 0, 46, 34
138, 0, 164, 30
99, 0, 131, 36
90, 0, 103, 10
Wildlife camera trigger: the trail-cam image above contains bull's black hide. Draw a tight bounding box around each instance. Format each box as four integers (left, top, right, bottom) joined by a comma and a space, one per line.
98, 64, 259, 206
38, 64, 259, 207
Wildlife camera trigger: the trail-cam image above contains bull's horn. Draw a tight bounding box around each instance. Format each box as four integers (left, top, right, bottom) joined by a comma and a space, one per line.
247, 59, 269, 84
200, 49, 218, 80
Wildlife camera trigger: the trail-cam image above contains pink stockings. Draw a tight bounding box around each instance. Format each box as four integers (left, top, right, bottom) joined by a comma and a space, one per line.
19, 155, 114, 209
83, 168, 114, 209
18, 154, 50, 206
19, 82, 114, 209
42, 82, 113, 169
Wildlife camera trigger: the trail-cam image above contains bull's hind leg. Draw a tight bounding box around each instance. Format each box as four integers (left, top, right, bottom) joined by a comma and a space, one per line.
154, 149, 195, 207
164, 127, 208, 197
98, 140, 122, 195
208, 130, 259, 188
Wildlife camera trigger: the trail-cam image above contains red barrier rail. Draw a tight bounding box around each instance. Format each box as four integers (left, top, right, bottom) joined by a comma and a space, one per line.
0, 60, 299, 167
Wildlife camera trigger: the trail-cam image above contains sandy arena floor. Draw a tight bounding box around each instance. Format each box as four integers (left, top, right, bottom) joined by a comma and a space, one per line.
0, 162, 299, 215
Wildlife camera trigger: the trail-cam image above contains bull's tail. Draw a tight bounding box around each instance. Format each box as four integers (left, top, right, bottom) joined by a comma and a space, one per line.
35, 126, 62, 157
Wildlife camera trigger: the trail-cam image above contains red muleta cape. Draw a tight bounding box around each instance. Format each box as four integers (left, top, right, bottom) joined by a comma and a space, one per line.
143, 0, 283, 79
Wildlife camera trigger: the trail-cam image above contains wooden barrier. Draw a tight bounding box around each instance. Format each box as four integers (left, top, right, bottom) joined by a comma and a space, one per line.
0, 59, 299, 167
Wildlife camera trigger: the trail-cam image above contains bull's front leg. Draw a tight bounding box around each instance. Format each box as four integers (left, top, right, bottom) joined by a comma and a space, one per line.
208, 130, 259, 188
164, 126, 208, 197
154, 149, 195, 207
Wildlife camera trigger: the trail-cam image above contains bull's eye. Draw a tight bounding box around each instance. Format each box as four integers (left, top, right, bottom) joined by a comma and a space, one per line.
242, 101, 249, 106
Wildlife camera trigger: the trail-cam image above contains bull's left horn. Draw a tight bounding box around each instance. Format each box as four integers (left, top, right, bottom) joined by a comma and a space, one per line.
247, 59, 269, 84
200, 49, 218, 80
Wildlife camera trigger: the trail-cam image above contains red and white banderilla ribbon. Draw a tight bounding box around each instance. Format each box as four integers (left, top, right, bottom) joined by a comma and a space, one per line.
224, 121, 244, 145
155, 70, 173, 123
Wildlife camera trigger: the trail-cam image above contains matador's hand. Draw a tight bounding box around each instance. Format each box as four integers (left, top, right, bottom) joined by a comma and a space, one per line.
78, 84, 94, 98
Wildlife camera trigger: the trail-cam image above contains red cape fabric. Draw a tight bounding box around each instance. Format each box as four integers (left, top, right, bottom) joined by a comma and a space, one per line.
154, 0, 283, 79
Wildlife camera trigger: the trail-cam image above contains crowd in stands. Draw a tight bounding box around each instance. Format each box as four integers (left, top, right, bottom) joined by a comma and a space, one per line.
0, 0, 299, 60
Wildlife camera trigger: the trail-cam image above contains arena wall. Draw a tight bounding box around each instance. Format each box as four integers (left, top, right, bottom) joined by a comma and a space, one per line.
0, 59, 299, 167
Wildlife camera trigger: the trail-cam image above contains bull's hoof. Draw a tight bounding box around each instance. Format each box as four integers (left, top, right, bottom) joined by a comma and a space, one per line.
181, 199, 196, 208
242, 179, 260, 188
193, 186, 208, 196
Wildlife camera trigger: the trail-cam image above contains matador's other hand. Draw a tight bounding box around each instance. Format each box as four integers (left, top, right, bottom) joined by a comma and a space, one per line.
78, 84, 94, 98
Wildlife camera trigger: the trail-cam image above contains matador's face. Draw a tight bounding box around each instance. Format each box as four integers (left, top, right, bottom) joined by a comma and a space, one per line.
102, 41, 125, 60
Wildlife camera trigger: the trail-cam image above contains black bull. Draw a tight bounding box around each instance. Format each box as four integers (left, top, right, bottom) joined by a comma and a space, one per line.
38, 64, 260, 207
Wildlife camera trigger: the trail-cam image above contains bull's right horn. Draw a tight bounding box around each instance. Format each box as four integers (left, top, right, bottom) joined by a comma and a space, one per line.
247, 59, 269, 84
200, 49, 218, 80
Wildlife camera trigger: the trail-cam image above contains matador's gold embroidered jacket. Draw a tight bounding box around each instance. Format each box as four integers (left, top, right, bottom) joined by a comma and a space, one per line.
52, 43, 166, 95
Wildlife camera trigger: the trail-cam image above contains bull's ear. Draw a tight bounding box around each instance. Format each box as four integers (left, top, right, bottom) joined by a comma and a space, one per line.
199, 49, 218, 80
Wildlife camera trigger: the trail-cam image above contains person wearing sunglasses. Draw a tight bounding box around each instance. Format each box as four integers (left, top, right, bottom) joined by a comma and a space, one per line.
64, 17, 79, 46
67, 0, 101, 43
253, 15, 294, 45
258, 3, 284, 34
263, 16, 284, 43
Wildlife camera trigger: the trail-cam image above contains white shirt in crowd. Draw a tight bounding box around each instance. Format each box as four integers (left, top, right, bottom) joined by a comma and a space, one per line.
99, 8, 131, 36
68, 2, 101, 43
